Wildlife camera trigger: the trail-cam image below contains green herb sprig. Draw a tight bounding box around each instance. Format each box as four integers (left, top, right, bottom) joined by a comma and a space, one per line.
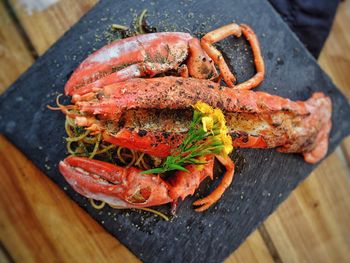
142, 108, 228, 174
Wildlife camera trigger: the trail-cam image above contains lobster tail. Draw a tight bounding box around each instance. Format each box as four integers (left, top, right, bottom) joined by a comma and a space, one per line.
278, 92, 332, 163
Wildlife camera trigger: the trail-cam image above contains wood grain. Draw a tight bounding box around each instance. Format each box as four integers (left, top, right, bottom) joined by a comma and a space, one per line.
0, 1, 33, 91
224, 231, 274, 263
318, 0, 350, 166
9, 0, 97, 56
0, 242, 12, 263
0, 0, 349, 262
341, 136, 350, 168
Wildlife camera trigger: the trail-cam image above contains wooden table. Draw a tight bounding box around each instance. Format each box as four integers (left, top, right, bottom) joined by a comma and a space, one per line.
0, 1, 349, 262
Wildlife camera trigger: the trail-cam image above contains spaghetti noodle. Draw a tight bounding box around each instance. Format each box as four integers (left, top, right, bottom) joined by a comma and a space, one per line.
64, 115, 170, 220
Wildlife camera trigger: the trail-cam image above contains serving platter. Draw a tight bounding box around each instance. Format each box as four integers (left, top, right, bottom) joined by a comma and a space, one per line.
1, 0, 350, 262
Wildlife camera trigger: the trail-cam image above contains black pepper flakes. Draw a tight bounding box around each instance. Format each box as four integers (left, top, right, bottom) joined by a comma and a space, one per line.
138, 129, 147, 137
162, 132, 170, 139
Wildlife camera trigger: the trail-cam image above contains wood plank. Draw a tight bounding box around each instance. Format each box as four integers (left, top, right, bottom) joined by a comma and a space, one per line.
0, 135, 139, 263
318, 0, 350, 165
0, 243, 12, 263
9, 0, 98, 55
341, 137, 350, 168
0, 1, 33, 91
224, 231, 274, 263
2, 1, 271, 261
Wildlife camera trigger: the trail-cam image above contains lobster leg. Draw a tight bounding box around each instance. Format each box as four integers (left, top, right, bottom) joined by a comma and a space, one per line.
168, 155, 215, 201
201, 23, 264, 89
187, 38, 218, 80
193, 155, 235, 212
237, 24, 265, 90
178, 64, 189, 78
201, 23, 241, 86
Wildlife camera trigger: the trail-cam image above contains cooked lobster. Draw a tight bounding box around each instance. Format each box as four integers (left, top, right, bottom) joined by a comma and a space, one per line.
56, 23, 332, 213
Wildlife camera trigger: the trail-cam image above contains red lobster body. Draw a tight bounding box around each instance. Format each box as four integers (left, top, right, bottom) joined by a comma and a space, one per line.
73, 77, 332, 163
56, 23, 332, 212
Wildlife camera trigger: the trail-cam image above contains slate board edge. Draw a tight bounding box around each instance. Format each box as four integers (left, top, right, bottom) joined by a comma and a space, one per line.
265, 0, 350, 107
1, 0, 350, 262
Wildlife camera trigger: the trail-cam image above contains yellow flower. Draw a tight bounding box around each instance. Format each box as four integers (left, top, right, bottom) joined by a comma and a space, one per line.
220, 133, 233, 155
195, 156, 207, 171
194, 101, 233, 155
213, 108, 226, 130
194, 101, 214, 115
202, 116, 214, 132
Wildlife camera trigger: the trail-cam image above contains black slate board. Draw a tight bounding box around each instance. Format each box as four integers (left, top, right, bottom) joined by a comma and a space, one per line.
1, 0, 350, 262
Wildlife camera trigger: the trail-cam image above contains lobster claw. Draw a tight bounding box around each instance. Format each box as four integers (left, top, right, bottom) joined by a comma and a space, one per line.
59, 156, 173, 208
59, 155, 235, 212
59, 155, 234, 211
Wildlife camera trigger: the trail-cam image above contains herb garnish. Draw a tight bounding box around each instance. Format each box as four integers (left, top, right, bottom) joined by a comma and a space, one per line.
142, 102, 233, 174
